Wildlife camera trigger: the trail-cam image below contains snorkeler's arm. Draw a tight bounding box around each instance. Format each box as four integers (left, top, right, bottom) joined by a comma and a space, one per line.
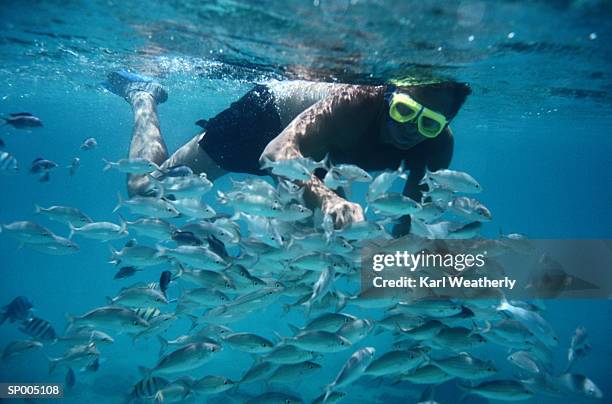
392, 128, 454, 237
260, 85, 383, 227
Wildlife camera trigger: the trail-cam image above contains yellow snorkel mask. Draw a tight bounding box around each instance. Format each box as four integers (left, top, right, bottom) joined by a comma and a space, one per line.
387, 90, 448, 138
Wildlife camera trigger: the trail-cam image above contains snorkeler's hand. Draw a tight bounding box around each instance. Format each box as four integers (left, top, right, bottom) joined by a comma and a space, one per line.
322, 195, 365, 229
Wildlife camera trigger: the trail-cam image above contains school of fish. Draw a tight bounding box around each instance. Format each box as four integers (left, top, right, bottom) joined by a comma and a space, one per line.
0, 136, 603, 403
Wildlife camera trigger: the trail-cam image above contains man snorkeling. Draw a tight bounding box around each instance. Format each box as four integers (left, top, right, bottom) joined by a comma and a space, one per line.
105, 71, 470, 237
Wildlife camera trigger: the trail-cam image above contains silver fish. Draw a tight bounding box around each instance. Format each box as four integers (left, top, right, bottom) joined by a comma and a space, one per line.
67, 306, 150, 334
430, 352, 497, 379
369, 193, 422, 216
1, 221, 55, 244
103, 157, 160, 174
283, 330, 351, 353
268, 361, 321, 384
113, 193, 180, 218
158, 173, 213, 198
0, 151, 18, 174
324, 347, 375, 401
239, 361, 276, 385
68, 157, 80, 176
124, 217, 175, 240
110, 241, 166, 267
80, 137, 98, 150
258, 345, 319, 365
1, 339, 43, 361
222, 332, 274, 354
69, 221, 127, 241
185, 375, 234, 395
459, 380, 533, 401
34, 205, 92, 226
260, 156, 313, 181
367, 161, 406, 201
158, 245, 227, 270
365, 349, 426, 376
169, 198, 216, 219
507, 351, 542, 376
48, 342, 99, 374
142, 342, 221, 375
399, 364, 454, 384
107, 286, 169, 308
27, 235, 80, 255
217, 190, 283, 218
421, 168, 482, 193
448, 196, 492, 221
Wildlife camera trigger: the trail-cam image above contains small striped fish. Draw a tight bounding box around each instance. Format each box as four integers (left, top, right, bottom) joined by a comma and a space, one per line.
130, 376, 169, 399
134, 307, 161, 322
19, 316, 57, 342
0, 151, 18, 174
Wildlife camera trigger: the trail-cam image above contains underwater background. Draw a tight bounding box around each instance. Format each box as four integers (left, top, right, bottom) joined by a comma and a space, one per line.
0, 1, 611, 403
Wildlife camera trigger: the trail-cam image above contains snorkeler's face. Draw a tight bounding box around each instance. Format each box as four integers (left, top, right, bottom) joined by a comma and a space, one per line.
382, 119, 426, 150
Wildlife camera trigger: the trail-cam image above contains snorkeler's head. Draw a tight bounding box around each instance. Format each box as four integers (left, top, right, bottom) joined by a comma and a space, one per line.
382, 80, 471, 149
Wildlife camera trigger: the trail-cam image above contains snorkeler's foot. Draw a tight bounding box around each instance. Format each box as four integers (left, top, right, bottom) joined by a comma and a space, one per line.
104, 70, 168, 104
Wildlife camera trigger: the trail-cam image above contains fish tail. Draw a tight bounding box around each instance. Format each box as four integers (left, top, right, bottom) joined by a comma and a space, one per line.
323, 384, 334, 404
138, 366, 152, 377
334, 290, 348, 312
102, 158, 112, 171
112, 192, 123, 213
302, 300, 313, 318
48, 357, 59, 375
187, 315, 199, 332
260, 155, 272, 169
320, 153, 330, 170
34, 204, 43, 215
118, 215, 128, 235
68, 223, 77, 239
287, 323, 300, 335
108, 246, 120, 265
157, 335, 168, 356
64, 314, 76, 333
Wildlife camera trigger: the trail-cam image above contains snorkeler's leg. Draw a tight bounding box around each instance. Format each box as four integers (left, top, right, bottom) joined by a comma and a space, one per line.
127, 91, 169, 195
104, 71, 169, 196
161, 132, 227, 181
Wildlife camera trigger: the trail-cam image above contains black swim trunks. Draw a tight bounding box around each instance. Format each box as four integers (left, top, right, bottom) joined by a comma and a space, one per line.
199, 84, 283, 175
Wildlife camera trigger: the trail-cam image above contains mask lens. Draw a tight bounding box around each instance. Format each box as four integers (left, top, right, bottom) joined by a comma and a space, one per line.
389, 93, 420, 123
395, 103, 414, 117
418, 110, 447, 138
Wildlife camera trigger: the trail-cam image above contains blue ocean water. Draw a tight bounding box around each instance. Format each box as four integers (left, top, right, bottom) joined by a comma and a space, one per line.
1, 1, 611, 403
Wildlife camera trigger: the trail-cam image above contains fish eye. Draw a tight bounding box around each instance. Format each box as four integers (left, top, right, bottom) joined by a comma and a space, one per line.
224, 380, 228, 385
133, 321, 138, 326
